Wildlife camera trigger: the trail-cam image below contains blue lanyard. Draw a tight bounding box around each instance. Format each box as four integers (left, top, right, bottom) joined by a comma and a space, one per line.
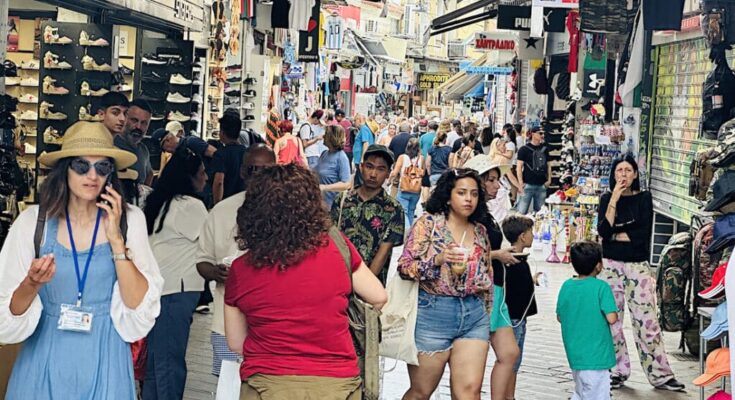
65, 209, 102, 307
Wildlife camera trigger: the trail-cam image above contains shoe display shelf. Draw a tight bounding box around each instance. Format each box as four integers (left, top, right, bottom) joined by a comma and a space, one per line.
38, 22, 113, 158
133, 37, 195, 169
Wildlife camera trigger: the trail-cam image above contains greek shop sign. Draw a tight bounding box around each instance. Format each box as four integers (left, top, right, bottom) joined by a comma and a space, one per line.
417, 73, 450, 90
474, 32, 517, 51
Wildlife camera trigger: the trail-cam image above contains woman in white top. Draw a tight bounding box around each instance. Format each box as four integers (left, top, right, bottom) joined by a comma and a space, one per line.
0, 121, 163, 399
488, 126, 519, 221
142, 148, 209, 398
389, 137, 422, 229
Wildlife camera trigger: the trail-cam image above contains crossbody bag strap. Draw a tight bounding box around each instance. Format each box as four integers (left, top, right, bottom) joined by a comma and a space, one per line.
337, 189, 349, 229
329, 226, 353, 291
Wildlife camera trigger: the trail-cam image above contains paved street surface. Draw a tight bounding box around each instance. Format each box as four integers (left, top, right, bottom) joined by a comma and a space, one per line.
183, 241, 718, 399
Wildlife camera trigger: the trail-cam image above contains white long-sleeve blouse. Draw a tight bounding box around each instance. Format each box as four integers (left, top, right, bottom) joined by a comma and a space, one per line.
0, 205, 163, 344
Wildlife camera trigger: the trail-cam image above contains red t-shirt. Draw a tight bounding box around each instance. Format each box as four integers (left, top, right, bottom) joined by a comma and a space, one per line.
224, 233, 363, 380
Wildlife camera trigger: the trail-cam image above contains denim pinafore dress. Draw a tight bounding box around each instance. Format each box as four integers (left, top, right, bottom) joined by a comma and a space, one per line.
6, 217, 135, 399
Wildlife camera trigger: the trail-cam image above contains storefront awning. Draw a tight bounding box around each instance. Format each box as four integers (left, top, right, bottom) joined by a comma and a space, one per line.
428, 0, 497, 39
351, 30, 406, 65
464, 82, 485, 98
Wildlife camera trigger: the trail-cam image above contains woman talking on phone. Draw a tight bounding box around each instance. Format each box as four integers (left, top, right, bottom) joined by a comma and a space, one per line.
0, 122, 163, 399
398, 168, 493, 400
597, 155, 684, 392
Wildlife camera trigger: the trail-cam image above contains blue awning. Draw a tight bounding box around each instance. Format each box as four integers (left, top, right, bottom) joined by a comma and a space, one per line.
465, 82, 485, 98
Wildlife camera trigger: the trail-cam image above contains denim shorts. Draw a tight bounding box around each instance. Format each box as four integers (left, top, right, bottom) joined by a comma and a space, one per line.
415, 290, 490, 353
511, 318, 527, 372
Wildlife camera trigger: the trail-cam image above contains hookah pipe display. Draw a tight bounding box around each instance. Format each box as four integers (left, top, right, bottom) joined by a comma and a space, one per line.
546, 209, 561, 263
561, 209, 571, 264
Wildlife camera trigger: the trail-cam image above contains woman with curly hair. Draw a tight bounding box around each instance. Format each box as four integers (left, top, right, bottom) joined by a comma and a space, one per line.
398, 168, 494, 400
223, 164, 387, 398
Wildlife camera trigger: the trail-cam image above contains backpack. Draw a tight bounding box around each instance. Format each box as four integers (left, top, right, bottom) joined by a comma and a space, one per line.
533, 67, 549, 95
399, 156, 423, 193
655, 232, 692, 333
689, 149, 717, 201
701, 57, 735, 140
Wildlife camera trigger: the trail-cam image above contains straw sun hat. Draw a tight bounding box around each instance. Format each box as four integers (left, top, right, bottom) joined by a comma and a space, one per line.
463, 154, 511, 177
38, 121, 137, 169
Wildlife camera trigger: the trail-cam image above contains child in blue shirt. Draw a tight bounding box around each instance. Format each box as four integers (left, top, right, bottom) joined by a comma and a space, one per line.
557, 241, 618, 400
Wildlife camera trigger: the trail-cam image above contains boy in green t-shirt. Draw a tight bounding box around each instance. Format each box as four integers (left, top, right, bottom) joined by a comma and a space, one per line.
557, 241, 618, 400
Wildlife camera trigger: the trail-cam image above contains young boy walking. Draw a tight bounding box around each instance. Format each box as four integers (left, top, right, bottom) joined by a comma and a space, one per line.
557, 241, 619, 400
500, 215, 539, 399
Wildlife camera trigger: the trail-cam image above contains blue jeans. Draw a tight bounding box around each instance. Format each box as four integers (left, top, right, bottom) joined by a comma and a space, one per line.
516, 183, 546, 215
511, 318, 527, 372
143, 291, 199, 400
415, 290, 490, 353
397, 190, 420, 229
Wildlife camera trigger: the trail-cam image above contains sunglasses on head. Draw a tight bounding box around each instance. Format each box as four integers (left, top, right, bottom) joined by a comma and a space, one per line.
69, 158, 115, 177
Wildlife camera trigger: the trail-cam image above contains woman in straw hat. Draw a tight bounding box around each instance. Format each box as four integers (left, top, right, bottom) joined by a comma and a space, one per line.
0, 121, 164, 399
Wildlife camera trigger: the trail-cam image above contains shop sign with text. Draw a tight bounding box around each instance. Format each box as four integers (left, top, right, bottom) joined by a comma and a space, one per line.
417, 73, 450, 90
498, 5, 567, 32
474, 32, 517, 51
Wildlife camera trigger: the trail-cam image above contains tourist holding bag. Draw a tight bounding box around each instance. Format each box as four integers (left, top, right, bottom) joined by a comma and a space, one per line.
396, 168, 494, 399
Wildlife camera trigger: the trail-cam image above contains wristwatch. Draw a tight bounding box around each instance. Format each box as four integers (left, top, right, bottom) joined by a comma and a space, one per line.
112, 248, 133, 261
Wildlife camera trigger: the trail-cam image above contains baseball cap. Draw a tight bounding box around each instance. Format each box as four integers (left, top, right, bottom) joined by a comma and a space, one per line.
701, 301, 729, 340
699, 262, 727, 299
150, 128, 169, 144
704, 170, 735, 212
335, 109, 345, 117
706, 214, 735, 254
165, 121, 184, 135
693, 348, 730, 386
464, 155, 510, 177
363, 144, 395, 167
419, 119, 428, 127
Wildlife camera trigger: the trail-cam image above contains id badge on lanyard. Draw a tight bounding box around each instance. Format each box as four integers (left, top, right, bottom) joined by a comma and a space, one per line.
58, 209, 102, 333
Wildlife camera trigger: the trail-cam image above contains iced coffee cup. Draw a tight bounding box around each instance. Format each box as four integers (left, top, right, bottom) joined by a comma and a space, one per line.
450, 247, 469, 275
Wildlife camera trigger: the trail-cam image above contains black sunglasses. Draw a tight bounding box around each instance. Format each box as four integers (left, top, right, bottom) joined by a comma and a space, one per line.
69, 158, 115, 177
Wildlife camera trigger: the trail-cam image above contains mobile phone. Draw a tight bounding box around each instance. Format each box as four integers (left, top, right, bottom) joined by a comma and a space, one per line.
97, 176, 111, 206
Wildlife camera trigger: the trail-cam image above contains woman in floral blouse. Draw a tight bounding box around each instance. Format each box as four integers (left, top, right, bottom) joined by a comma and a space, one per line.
398, 168, 493, 399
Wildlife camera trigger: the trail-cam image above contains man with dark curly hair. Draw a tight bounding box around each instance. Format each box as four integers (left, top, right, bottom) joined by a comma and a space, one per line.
331, 144, 405, 285
196, 144, 275, 377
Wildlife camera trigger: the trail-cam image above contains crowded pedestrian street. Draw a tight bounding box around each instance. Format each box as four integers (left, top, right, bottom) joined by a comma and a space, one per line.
3, 1, 735, 400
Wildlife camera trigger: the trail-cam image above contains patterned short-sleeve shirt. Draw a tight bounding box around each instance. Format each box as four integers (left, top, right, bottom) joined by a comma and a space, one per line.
331, 188, 405, 285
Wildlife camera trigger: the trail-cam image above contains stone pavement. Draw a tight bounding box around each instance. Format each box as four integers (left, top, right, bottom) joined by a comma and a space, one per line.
183, 242, 716, 400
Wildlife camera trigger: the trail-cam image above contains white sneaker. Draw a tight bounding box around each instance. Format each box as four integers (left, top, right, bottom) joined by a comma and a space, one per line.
78, 105, 102, 121
44, 51, 72, 69
20, 78, 39, 87
20, 59, 40, 70
18, 110, 38, 121
167, 92, 191, 103
113, 84, 132, 93
167, 111, 191, 122
43, 126, 63, 145
242, 102, 255, 110
5, 77, 19, 86
43, 76, 69, 95
142, 56, 167, 65
43, 26, 72, 44
82, 55, 112, 71
170, 74, 192, 85
79, 31, 109, 47
80, 81, 109, 97
18, 94, 38, 103
40, 101, 67, 120
192, 93, 203, 103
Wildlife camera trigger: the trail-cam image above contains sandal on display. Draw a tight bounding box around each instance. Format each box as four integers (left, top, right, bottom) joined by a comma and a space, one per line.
80, 81, 110, 97
43, 26, 72, 44
43, 51, 72, 69
78, 105, 102, 122
81, 55, 112, 72
43, 126, 63, 145
43, 76, 70, 95
39, 101, 67, 120
79, 31, 109, 47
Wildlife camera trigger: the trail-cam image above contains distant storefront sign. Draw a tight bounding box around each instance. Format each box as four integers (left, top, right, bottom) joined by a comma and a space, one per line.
531, 0, 579, 8
497, 5, 567, 32
417, 73, 450, 90
463, 65, 514, 75
474, 32, 517, 51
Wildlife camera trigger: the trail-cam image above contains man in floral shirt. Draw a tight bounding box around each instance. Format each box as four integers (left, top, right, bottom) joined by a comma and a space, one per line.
331, 144, 405, 285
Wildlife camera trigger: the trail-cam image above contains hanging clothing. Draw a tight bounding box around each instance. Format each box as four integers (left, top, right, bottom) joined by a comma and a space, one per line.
567, 11, 580, 73
290, 0, 316, 31
271, 0, 291, 29
643, 0, 685, 31
326, 15, 344, 50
